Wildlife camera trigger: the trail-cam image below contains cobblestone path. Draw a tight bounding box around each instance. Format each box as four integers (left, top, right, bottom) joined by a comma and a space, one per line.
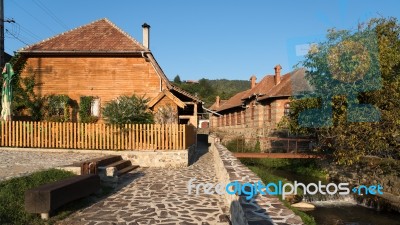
59, 147, 229, 224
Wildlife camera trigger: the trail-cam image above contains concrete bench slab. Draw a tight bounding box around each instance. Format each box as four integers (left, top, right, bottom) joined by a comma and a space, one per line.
25, 174, 100, 219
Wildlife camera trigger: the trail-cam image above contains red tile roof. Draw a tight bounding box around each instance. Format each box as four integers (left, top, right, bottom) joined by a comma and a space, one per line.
215, 68, 311, 112
19, 18, 147, 53
209, 100, 228, 111
18, 18, 202, 104
216, 89, 251, 112
242, 75, 276, 99
258, 68, 310, 100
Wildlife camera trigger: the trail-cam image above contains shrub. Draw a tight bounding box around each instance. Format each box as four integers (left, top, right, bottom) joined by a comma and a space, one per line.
101, 95, 154, 126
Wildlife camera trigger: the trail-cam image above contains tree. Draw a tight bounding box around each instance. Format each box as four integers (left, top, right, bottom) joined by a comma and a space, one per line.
101, 95, 154, 126
12, 74, 45, 121
173, 75, 182, 84
286, 17, 400, 164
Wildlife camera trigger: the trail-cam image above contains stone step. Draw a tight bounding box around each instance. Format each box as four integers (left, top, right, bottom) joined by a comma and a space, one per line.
94, 155, 123, 167
106, 160, 132, 171
73, 155, 122, 167
117, 165, 140, 176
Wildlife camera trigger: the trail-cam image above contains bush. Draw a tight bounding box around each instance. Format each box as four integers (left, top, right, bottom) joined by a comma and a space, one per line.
101, 95, 154, 126
225, 137, 261, 153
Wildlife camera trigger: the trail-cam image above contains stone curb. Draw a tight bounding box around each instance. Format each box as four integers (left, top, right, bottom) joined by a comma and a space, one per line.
209, 135, 304, 225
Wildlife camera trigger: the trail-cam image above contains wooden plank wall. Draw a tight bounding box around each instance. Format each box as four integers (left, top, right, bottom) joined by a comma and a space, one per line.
0, 121, 196, 150
22, 57, 168, 108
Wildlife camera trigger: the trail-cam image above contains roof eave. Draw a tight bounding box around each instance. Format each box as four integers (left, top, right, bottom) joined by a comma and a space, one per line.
258, 95, 291, 101
18, 50, 150, 56
170, 85, 204, 103
216, 104, 243, 113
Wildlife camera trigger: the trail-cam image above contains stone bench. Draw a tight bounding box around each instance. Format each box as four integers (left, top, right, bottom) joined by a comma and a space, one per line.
25, 174, 100, 219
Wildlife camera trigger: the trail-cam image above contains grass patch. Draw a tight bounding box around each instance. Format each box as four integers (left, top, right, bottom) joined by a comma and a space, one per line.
282, 201, 317, 225
0, 169, 112, 225
241, 158, 327, 180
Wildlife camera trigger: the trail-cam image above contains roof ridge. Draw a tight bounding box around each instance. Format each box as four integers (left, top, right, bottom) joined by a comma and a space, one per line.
102, 18, 147, 50
19, 18, 146, 52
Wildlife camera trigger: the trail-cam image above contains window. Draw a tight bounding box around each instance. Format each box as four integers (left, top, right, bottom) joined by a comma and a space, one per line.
284, 103, 290, 116
251, 105, 255, 120
91, 98, 100, 117
52, 102, 65, 116
266, 105, 271, 121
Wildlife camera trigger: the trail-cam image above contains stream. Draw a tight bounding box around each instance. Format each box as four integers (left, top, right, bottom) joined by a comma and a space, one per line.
270, 170, 400, 225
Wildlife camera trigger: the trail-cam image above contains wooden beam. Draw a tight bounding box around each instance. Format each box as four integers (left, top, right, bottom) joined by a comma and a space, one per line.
163, 90, 186, 108
147, 89, 187, 109
147, 91, 166, 108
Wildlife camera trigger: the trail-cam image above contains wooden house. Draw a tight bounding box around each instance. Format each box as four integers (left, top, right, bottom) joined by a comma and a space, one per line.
16, 18, 202, 126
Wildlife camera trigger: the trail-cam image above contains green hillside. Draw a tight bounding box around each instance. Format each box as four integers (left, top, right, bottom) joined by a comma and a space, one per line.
172, 76, 250, 107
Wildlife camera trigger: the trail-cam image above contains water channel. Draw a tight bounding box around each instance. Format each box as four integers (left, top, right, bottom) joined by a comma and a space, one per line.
269, 170, 400, 225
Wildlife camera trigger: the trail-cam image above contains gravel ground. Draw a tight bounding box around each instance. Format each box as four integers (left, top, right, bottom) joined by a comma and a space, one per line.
0, 149, 104, 181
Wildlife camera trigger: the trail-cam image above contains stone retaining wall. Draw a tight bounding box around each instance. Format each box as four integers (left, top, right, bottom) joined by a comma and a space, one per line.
208, 135, 303, 225
0, 147, 196, 168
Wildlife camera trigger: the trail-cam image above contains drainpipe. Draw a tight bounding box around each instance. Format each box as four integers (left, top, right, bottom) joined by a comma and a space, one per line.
203, 106, 222, 116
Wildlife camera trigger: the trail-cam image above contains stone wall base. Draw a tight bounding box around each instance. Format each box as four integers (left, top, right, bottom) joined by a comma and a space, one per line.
0, 147, 194, 168
208, 135, 303, 225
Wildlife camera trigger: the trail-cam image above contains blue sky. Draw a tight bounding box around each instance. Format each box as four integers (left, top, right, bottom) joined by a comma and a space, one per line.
4, 0, 400, 81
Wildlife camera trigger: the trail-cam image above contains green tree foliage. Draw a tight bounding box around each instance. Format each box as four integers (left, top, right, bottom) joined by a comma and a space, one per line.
0, 54, 45, 121
12, 75, 45, 121
286, 18, 400, 164
101, 95, 154, 125
173, 78, 250, 107
173, 75, 181, 84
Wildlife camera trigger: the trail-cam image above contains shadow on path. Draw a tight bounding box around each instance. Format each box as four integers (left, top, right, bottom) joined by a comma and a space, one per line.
189, 134, 210, 166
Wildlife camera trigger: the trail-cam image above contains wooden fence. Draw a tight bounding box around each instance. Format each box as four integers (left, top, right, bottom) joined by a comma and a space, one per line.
0, 121, 197, 150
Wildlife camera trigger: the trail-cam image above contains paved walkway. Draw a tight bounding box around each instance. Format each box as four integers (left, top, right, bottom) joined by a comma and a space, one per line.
0, 149, 104, 181
59, 143, 229, 225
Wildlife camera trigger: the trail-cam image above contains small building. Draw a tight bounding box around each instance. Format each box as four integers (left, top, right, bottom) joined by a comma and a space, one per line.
15, 18, 202, 126
209, 65, 311, 142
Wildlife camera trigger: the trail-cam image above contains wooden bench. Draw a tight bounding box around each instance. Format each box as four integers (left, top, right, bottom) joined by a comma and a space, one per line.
25, 174, 100, 219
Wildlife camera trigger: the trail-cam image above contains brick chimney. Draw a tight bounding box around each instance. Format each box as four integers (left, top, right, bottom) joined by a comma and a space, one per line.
215, 96, 220, 108
274, 65, 282, 85
142, 23, 150, 49
250, 75, 257, 88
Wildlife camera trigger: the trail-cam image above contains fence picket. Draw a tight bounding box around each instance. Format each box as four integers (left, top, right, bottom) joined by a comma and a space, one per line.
0, 121, 194, 151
